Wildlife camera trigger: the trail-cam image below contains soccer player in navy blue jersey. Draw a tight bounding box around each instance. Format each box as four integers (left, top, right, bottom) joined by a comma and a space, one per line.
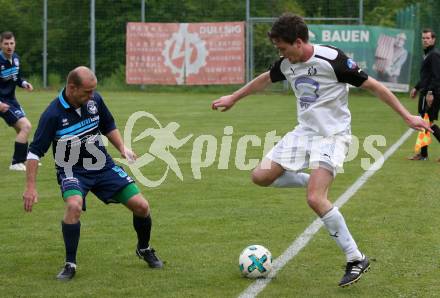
23, 66, 163, 281
0, 31, 34, 171
212, 13, 431, 287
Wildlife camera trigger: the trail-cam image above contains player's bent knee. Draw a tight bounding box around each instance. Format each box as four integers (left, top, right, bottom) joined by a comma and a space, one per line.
137, 202, 150, 217
133, 201, 150, 217
64, 198, 83, 221
251, 170, 275, 187
251, 173, 273, 186
127, 194, 150, 217
24, 121, 32, 132
306, 193, 321, 210
17, 118, 32, 134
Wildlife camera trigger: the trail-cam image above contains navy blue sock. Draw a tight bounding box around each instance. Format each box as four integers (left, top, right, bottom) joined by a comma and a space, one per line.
12, 142, 28, 164
133, 214, 151, 250
62, 221, 81, 264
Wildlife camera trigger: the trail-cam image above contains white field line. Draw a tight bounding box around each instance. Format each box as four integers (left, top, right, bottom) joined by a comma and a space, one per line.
238, 129, 414, 298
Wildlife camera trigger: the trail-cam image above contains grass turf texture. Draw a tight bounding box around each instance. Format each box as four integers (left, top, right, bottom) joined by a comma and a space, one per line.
0, 89, 439, 297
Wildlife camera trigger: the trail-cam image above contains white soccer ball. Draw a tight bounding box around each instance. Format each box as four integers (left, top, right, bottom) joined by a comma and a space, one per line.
239, 244, 272, 278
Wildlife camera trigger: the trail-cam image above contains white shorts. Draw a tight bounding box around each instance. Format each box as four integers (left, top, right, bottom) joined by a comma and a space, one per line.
265, 131, 352, 176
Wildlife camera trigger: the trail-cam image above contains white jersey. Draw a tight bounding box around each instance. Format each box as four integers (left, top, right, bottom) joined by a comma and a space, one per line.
269, 44, 368, 137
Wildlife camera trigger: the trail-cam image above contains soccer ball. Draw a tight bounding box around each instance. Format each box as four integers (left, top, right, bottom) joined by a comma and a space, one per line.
239, 245, 272, 278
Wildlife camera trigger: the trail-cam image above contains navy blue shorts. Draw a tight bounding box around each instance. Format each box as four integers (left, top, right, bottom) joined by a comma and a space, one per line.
0, 99, 25, 126
57, 164, 135, 207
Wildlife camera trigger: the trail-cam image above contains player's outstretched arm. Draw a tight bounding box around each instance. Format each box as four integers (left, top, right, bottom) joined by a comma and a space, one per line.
361, 76, 432, 132
211, 71, 272, 112
23, 159, 39, 212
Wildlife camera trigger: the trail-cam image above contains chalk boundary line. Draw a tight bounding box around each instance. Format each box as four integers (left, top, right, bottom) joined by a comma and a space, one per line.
238, 129, 414, 298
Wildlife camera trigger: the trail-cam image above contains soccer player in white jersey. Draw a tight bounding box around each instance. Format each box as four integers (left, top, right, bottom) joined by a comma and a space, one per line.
211, 13, 431, 287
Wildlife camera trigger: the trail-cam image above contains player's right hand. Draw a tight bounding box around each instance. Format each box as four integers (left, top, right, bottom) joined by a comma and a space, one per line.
0, 102, 9, 113
22, 81, 34, 91
406, 114, 433, 132
23, 188, 38, 212
122, 147, 137, 164
410, 88, 417, 99
211, 95, 236, 112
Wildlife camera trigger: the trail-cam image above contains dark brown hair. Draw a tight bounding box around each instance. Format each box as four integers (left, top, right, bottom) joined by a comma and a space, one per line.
267, 13, 309, 44
422, 28, 436, 39
0, 31, 15, 42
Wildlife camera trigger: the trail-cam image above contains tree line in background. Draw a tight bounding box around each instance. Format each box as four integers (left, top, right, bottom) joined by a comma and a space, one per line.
0, 0, 433, 88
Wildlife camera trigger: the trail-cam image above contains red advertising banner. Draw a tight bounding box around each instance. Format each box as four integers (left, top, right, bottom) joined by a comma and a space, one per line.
126, 22, 244, 85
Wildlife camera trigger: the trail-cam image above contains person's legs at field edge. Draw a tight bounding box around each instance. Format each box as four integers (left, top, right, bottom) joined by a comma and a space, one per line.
430, 122, 440, 162
427, 122, 440, 162
409, 95, 440, 161
430, 95, 440, 161
409, 121, 440, 161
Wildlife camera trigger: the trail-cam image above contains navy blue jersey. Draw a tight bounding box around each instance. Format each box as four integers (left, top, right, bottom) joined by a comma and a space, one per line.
0, 51, 26, 101
29, 89, 117, 173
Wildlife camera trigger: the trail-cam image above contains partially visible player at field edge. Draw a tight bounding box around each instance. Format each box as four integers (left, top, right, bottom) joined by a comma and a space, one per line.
211, 13, 431, 287
0, 31, 34, 171
23, 66, 163, 281
408, 28, 440, 161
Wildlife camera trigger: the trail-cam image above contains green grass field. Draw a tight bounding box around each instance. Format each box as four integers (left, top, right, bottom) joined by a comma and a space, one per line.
1, 89, 439, 297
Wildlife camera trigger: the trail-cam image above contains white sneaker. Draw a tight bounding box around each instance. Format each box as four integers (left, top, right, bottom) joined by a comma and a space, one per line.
9, 162, 26, 171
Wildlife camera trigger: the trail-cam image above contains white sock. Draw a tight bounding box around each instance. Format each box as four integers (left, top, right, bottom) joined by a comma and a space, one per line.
321, 207, 363, 262
270, 171, 309, 188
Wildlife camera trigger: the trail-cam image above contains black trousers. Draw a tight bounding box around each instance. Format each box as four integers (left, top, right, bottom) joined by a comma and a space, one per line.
418, 91, 440, 121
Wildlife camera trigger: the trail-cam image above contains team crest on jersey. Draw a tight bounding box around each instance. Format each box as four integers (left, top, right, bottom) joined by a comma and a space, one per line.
346, 58, 357, 69
295, 76, 320, 110
87, 100, 98, 114
307, 66, 317, 76
13, 58, 19, 66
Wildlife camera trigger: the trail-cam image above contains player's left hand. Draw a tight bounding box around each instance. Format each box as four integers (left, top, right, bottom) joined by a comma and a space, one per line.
22, 81, 34, 91
409, 88, 417, 99
122, 147, 137, 164
407, 115, 433, 132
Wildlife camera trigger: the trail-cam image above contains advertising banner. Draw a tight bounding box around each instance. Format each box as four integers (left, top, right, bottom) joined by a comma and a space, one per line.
308, 25, 414, 92
126, 22, 244, 85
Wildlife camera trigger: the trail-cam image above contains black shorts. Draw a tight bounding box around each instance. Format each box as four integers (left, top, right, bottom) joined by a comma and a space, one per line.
418, 93, 440, 121
57, 164, 135, 204
0, 98, 25, 126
